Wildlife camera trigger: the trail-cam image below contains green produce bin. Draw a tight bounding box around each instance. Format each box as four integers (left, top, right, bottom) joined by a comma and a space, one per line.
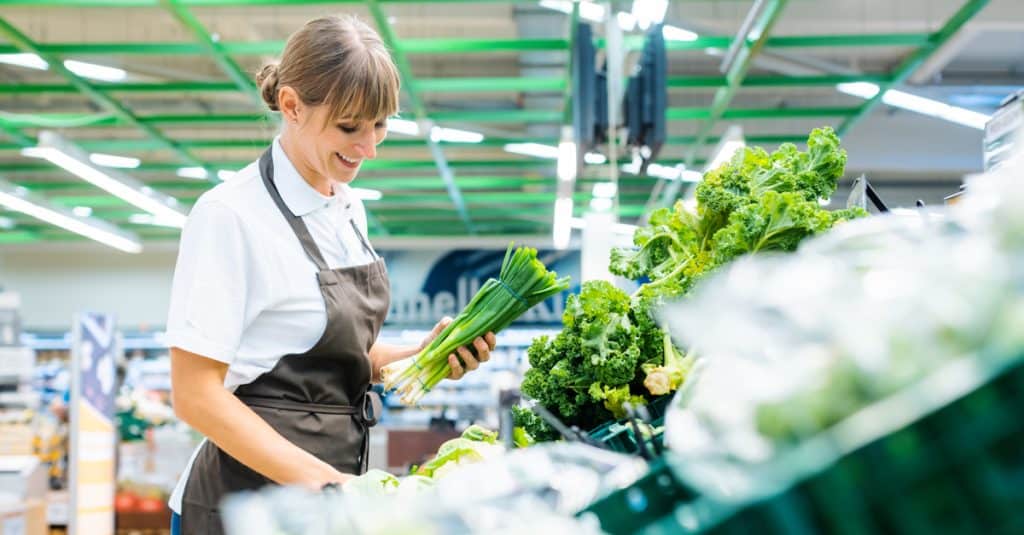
663, 355, 1024, 535
580, 456, 697, 535
586, 394, 674, 455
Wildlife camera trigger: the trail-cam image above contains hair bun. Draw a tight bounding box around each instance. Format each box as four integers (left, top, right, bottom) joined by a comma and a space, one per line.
256, 63, 280, 111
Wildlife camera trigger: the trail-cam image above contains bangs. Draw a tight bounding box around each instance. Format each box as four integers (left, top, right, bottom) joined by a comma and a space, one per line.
325, 47, 401, 125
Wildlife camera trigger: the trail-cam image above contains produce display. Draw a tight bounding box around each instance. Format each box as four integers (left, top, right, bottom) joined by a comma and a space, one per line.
662, 147, 1024, 456
342, 425, 503, 498
383, 245, 570, 405
516, 127, 865, 442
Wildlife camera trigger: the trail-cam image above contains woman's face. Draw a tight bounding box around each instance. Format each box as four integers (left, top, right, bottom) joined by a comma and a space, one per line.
289, 103, 388, 185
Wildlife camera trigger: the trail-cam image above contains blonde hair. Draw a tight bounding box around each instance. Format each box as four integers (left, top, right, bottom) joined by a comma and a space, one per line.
256, 14, 400, 125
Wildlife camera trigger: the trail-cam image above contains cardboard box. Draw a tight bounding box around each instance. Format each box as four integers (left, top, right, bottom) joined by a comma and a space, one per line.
0, 456, 47, 502
0, 499, 47, 535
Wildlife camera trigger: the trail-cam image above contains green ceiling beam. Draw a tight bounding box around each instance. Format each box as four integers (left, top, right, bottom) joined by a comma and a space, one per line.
429, 109, 563, 123
0, 17, 211, 174
159, 0, 265, 109
838, 0, 991, 138
605, 32, 932, 51
668, 74, 892, 88
0, 77, 567, 96
3, 107, 839, 130
653, 0, 789, 212
0, 38, 567, 56
0, 159, 556, 174
0, 231, 41, 244
766, 33, 932, 48
0, 135, 805, 152
398, 38, 567, 54
367, 0, 471, 234
416, 77, 565, 93
0, 81, 240, 94
667, 106, 858, 121
0, 0, 542, 6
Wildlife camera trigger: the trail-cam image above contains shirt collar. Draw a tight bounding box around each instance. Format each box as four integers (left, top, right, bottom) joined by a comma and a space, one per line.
272, 137, 350, 217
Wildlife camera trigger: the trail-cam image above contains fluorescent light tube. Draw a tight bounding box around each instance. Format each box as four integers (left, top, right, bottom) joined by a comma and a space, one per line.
632, 0, 668, 30
584, 152, 607, 165
552, 196, 573, 250
64, 60, 126, 82
0, 216, 14, 230
89, 152, 141, 169
0, 54, 126, 82
557, 140, 577, 182
504, 142, 560, 159
387, 118, 420, 136
539, 0, 605, 23
429, 126, 484, 144
592, 182, 617, 198
24, 131, 188, 228
837, 82, 990, 130
705, 125, 746, 172
0, 178, 141, 253
128, 213, 182, 228
662, 25, 699, 41
176, 167, 209, 180
0, 53, 48, 70
570, 216, 637, 235
351, 187, 383, 201
72, 206, 93, 217
589, 197, 613, 212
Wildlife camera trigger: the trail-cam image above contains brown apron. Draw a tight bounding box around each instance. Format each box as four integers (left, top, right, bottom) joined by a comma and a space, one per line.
179, 148, 390, 535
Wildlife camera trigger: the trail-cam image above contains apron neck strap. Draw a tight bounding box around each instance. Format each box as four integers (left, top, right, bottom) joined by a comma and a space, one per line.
258, 148, 330, 271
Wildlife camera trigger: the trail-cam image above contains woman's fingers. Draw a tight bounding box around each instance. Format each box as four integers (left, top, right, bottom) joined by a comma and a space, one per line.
472, 337, 491, 363
457, 346, 479, 371
484, 332, 497, 350
447, 354, 464, 380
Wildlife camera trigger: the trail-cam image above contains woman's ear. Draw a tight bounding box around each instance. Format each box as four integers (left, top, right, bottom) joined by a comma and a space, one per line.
277, 86, 302, 124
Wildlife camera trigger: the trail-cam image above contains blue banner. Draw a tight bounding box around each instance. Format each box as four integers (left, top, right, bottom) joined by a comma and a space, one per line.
75, 312, 117, 419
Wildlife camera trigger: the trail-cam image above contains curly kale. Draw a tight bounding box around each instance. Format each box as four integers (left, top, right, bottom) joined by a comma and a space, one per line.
520, 127, 867, 444
520, 281, 653, 436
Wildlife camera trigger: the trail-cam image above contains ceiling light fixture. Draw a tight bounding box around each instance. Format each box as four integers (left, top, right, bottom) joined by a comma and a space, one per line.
552, 196, 573, 250
176, 167, 209, 180
22, 131, 187, 228
705, 125, 746, 172
89, 152, 141, 169
0, 53, 127, 82
837, 82, 990, 130
632, 0, 669, 30
386, 118, 421, 136
0, 178, 141, 253
429, 126, 485, 144
351, 187, 383, 201
503, 142, 560, 159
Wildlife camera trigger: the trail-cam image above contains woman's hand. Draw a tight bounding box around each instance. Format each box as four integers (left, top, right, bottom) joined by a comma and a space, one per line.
447, 332, 497, 380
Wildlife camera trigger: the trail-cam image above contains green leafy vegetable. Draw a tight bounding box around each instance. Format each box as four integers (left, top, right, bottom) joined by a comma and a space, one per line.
384, 244, 570, 405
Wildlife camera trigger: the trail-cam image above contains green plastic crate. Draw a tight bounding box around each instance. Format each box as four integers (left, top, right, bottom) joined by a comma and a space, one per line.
663, 356, 1024, 535
580, 456, 697, 535
585, 394, 674, 455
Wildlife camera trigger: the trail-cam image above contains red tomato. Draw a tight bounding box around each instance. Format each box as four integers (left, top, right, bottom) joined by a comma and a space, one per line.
137, 497, 164, 514
114, 492, 138, 512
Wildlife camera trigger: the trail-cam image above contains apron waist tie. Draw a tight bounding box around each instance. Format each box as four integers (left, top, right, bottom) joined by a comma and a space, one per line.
237, 393, 382, 427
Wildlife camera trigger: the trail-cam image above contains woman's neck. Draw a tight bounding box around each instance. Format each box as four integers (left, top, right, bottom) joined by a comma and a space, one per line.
279, 132, 333, 196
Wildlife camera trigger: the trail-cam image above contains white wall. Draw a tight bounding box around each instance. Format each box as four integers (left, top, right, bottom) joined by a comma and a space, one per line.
0, 243, 177, 331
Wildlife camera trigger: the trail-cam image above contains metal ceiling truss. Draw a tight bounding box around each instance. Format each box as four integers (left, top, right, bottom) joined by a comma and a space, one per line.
646, 0, 991, 215
0, 0, 995, 244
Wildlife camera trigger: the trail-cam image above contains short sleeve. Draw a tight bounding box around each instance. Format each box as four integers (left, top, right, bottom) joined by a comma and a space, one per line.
165, 199, 251, 364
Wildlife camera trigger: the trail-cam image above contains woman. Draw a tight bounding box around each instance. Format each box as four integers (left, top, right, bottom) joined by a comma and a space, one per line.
165, 15, 496, 535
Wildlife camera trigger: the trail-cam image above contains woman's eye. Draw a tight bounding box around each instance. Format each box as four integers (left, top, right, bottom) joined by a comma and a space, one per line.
339, 124, 358, 133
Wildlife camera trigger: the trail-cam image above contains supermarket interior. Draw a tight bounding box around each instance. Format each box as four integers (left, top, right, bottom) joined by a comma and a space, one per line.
0, 0, 1023, 534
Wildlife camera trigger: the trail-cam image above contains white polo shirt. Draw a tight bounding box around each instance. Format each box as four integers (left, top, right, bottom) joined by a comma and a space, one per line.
165, 138, 377, 513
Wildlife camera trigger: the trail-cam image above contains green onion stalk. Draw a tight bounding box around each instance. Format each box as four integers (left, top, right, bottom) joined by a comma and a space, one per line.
382, 244, 571, 405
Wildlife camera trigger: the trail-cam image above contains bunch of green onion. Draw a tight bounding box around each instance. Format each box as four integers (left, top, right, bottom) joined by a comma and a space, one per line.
383, 244, 570, 405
